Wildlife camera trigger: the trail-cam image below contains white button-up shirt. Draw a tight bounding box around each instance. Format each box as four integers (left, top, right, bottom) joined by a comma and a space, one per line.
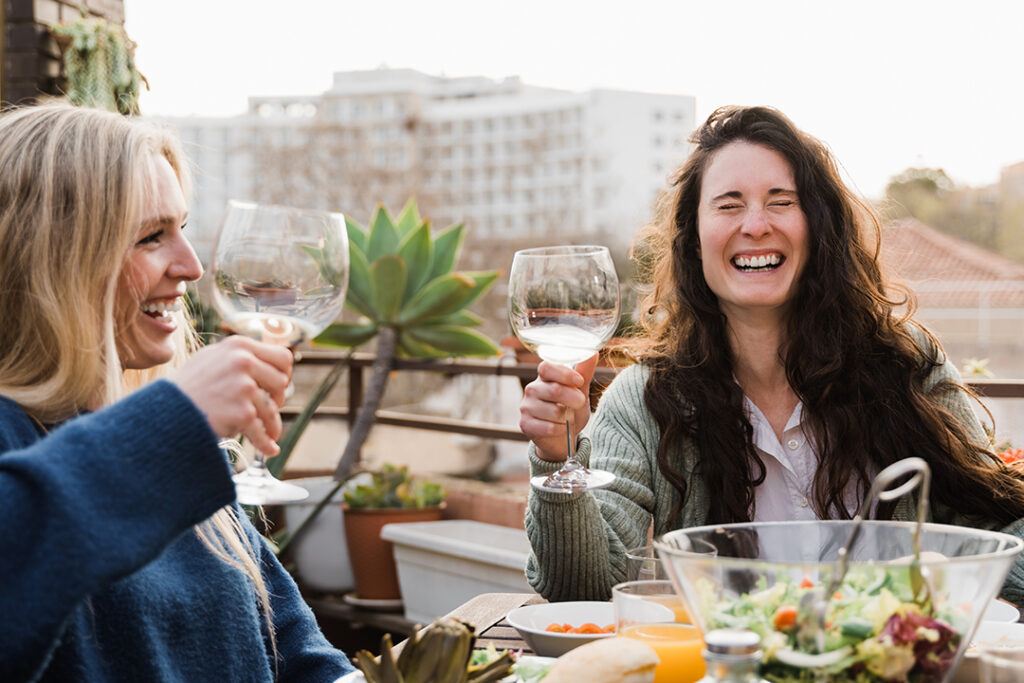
744, 397, 864, 521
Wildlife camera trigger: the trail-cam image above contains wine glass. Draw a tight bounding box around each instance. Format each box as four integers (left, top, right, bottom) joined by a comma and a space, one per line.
508, 245, 620, 492
210, 200, 349, 505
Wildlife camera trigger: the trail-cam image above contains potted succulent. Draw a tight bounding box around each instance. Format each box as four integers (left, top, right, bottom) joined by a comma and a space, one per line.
52, 14, 145, 115
341, 464, 447, 602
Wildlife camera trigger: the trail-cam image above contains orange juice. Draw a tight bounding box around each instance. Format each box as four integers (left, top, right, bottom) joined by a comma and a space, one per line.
620, 623, 705, 683
669, 600, 693, 624
649, 596, 693, 624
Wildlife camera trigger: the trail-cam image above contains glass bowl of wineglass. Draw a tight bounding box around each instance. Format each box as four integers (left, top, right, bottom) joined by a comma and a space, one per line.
508, 245, 620, 493
210, 200, 349, 505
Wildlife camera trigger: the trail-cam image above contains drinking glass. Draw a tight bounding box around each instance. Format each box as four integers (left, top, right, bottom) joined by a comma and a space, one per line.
210, 200, 349, 505
613, 580, 706, 683
507, 245, 620, 492
628, 540, 718, 581
626, 545, 670, 582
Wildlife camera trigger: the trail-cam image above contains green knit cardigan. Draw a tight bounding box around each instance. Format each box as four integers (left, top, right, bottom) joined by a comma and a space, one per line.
524, 359, 1024, 605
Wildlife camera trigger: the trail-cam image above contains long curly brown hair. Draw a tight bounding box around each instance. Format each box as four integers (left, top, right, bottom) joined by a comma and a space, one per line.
629, 105, 1024, 525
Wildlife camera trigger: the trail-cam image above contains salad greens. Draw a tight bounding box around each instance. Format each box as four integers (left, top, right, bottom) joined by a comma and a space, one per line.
471, 645, 550, 682
695, 567, 966, 682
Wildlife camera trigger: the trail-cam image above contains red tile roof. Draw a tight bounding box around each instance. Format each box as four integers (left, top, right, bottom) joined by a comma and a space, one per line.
880, 218, 1024, 308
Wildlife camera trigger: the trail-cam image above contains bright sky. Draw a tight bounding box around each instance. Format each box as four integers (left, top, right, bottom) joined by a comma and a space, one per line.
124, 0, 1023, 199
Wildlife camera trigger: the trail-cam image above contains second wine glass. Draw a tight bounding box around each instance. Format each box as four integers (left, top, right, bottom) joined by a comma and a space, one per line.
508, 245, 620, 492
210, 200, 349, 505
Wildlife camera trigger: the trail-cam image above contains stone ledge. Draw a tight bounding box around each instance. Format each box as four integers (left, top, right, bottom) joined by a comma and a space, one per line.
433, 475, 527, 530
282, 469, 528, 530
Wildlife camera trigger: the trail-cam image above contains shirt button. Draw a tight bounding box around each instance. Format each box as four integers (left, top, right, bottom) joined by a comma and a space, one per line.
799, 496, 810, 508
787, 438, 800, 450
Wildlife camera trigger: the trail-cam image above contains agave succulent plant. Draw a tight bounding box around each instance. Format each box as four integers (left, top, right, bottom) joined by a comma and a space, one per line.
314, 199, 500, 480
274, 200, 499, 556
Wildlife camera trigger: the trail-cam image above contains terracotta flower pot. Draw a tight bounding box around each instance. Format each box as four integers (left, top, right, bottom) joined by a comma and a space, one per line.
341, 503, 445, 601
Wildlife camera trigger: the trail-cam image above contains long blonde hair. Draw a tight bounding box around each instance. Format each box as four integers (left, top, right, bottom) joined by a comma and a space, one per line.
0, 102, 277, 653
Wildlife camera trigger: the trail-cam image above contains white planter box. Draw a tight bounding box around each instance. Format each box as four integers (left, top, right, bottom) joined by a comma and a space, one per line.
380, 520, 533, 625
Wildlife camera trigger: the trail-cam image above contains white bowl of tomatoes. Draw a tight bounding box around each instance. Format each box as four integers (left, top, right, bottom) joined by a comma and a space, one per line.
506, 601, 615, 657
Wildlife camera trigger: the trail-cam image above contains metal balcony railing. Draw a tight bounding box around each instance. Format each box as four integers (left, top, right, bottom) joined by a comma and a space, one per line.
284, 350, 1024, 442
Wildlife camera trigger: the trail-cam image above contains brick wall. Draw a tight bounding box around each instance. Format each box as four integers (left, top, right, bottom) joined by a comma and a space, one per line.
2, 0, 125, 107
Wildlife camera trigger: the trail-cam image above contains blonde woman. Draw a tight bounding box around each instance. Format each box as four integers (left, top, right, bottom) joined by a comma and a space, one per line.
0, 103, 354, 681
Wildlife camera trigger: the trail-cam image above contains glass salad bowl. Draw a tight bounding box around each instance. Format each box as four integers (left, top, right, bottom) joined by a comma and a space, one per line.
654, 459, 1024, 683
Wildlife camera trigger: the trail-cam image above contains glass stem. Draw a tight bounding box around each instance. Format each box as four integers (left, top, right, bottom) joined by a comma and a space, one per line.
563, 405, 582, 471
251, 452, 269, 471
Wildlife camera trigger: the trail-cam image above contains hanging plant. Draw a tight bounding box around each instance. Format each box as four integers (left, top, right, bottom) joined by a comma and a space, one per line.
52, 16, 146, 116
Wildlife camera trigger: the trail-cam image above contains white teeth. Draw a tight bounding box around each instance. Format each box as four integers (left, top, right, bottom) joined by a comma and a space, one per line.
140, 299, 183, 316
733, 254, 781, 270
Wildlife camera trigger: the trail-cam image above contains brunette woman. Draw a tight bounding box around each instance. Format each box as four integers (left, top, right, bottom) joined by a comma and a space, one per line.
519, 105, 1024, 604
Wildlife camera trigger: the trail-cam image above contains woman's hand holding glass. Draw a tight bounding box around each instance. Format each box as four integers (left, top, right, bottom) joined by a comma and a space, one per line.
519, 355, 600, 462
170, 336, 293, 457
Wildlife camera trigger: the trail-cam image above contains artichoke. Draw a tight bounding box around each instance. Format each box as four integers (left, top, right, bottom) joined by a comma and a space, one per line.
355, 617, 513, 683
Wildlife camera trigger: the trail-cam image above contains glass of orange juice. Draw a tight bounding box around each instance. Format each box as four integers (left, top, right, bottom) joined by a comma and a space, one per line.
613, 580, 705, 683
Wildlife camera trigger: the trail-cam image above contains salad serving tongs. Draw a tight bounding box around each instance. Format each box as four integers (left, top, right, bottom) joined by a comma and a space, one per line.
796, 457, 933, 657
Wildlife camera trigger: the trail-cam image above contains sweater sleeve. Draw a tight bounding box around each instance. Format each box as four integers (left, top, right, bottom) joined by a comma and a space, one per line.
524, 365, 659, 601
0, 380, 235, 676
251, 524, 355, 681
922, 350, 1024, 604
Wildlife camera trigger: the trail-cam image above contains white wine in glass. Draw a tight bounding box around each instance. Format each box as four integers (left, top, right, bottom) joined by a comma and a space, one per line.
210, 200, 349, 505
508, 245, 620, 492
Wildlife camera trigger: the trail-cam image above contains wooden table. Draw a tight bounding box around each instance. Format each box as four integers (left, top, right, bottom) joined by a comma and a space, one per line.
442, 592, 546, 654
440, 592, 1024, 657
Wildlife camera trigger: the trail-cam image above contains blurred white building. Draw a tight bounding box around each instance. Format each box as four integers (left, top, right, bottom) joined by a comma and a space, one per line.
153, 67, 696, 263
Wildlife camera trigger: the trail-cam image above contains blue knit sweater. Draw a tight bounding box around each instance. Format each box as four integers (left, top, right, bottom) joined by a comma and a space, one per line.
0, 379, 354, 682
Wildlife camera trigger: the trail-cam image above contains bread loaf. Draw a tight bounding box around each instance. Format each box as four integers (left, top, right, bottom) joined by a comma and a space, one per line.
542, 637, 659, 683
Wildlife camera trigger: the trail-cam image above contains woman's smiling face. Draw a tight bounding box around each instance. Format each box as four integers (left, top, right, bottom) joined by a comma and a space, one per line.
115, 154, 202, 370
696, 140, 809, 319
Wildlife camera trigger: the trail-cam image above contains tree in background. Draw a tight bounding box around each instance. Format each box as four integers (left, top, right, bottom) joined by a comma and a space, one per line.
882, 167, 1005, 254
